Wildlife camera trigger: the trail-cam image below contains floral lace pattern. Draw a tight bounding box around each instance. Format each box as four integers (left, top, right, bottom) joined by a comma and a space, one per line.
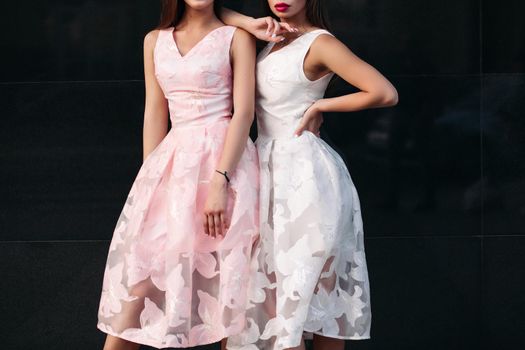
97, 26, 260, 348
227, 30, 371, 350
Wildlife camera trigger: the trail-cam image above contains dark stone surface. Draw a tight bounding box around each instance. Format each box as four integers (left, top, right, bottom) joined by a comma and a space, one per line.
325, 76, 481, 236
0, 241, 108, 349
0, 0, 159, 81
481, 237, 525, 349
2, 0, 524, 349
482, 0, 525, 73
482, 75, 525, 235
0, 82, 143, 241
344, 237, 482, 350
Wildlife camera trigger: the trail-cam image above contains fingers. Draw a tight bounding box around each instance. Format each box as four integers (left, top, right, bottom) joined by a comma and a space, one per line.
269, 19, 286, 42
265, 17, 274, 36
204, 211, 226, 238
294, 123, 306, 136
295, 117, 324, 137
207, 214, 215, 238
280, 22, 297, 33
263, 17, 298, 42
272, 21, 281, 37
220, 212, 229, 232
213, 213, 222, 237
203, 213, 209, 236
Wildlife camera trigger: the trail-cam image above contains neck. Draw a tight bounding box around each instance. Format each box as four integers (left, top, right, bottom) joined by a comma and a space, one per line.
280, 9, 311, 31
179, 4, 217, 29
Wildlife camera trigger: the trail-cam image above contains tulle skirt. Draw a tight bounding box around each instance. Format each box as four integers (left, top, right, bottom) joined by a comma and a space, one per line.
97, 119, 259, 348
227, 131, 371, 350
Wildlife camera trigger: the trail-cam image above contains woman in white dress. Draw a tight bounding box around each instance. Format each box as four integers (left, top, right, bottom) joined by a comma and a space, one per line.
222, 1, 398, 349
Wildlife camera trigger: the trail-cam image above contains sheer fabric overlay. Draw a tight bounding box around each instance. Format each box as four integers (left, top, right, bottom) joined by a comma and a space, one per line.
97, 26, 260, 348
227, 30, 371, 350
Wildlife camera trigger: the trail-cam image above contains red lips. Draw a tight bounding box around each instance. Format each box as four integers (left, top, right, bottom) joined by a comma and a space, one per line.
274, 2, 290, 12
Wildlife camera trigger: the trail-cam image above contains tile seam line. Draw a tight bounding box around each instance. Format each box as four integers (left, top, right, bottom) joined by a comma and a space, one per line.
3, 235, 525, 244
2, 73, 525, 85
479, 0, 485, 344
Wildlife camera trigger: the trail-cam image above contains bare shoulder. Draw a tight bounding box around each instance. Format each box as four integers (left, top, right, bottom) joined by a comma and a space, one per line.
232, 27, 255, 46
311, 32, 346, 52
144, 29, 161, 50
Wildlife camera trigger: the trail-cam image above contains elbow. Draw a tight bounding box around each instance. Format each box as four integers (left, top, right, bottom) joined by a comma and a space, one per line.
381, 86, 399, 107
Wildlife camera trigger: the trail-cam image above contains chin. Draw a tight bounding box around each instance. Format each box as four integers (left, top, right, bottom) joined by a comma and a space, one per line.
268, 0, 305, 20
271, 11, 294, 20
184, 0, 214, 10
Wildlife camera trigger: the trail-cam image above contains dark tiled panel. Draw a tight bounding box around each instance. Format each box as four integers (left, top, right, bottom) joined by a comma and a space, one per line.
347, 237, 481, 350
0, 0, 481, 81
328, 0, 480, 75
0, 238, 482, 350
0, 241, 221, 350
1, 82, 144, 241
240, 0, 481, 75
0, 241, 108, 349
482, 0, 525, 73
239, 0, 481, 75
482, 75, 525, 235
0, 0, 251, 82
1, 0, 160, 82
482, 237, 525, 349
323, 76, 481, 236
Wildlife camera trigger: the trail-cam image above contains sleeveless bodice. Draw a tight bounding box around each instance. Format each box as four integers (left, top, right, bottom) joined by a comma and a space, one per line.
154, 26, 237, 128
256, 29, 334, 140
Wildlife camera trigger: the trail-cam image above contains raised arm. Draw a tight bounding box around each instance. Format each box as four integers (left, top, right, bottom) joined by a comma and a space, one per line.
221, 7, 294, 42
296, 34, 398, 135
203, 29, 256, 238
142, 30, 169, 160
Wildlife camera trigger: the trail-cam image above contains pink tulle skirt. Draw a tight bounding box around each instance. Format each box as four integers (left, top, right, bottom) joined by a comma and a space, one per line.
97, 119, 259, 348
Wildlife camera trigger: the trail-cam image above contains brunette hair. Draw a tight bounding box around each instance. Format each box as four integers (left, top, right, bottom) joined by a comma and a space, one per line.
157, 0, 223, 29
263, 0, 331, 30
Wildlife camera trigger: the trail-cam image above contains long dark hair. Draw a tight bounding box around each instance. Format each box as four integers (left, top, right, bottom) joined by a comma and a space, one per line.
157, 0, 223, 29
263, 0, 331, 31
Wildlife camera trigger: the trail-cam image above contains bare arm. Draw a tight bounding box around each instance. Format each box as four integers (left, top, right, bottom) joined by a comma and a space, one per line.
203, 29, 256, 237
221, 7, 253, 29
296, 35, 398, 135
313, 35, 398, 113
221, 7, 294, 42
142, 30, 169, 160
214, 29, 256, 177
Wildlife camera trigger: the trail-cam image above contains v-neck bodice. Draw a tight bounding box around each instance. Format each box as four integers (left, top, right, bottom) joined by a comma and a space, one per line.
171, 26, 228, 58
154, 26, 237, 128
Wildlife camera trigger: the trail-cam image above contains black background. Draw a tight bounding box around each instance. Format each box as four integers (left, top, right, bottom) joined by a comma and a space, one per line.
1, 0, 524, 349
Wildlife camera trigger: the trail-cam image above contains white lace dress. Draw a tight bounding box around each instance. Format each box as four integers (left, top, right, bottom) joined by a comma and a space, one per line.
227, 30, 372, 350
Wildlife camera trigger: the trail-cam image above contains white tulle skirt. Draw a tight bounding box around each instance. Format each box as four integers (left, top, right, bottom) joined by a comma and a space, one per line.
227, 131, 372, 350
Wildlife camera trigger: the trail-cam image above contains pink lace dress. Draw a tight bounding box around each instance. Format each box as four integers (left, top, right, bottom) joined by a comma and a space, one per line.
97, 26, 259, 348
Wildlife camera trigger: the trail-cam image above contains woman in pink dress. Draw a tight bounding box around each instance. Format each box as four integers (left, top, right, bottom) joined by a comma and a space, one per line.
97, 0, 259, 349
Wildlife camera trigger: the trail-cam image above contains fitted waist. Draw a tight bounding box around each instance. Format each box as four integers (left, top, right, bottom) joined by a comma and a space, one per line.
257, 115, 302, 141
171, 115, 230, 130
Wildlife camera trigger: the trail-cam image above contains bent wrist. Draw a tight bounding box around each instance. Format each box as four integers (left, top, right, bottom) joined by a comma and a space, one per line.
314, 99, 328, 113
212, 171, 229, 187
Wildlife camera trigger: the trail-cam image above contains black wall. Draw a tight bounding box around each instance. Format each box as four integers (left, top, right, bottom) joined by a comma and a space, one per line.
1, 1, 524, 349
